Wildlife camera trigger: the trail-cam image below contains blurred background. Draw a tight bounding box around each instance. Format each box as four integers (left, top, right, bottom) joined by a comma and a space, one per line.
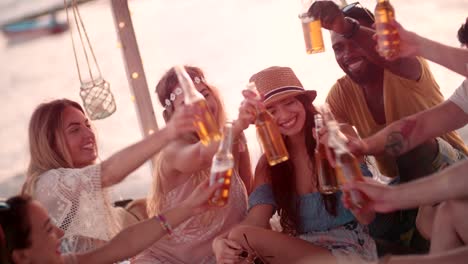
1, 0, 467, 200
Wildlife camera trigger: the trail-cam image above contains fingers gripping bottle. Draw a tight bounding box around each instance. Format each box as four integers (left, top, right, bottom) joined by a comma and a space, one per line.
375, 0, 400, 59
322, 105, 368, 209
174, 65, 221, 146
247, 82, 289, 166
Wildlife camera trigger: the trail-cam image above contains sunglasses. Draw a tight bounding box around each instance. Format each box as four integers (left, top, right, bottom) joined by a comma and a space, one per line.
0, 201, 10, 212
239, 233, 274, 264
341, 1, 375, 23
0, 201, 9, 243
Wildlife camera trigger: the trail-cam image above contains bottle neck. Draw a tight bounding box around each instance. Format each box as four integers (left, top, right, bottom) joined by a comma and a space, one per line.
327, 121, 349, 154
314, 114, 324, 150
217, 123, 234, 155
174, 65, 204, 104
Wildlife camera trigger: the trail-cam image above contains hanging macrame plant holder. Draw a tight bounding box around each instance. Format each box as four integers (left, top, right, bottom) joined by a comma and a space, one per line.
64, 0, 116, 120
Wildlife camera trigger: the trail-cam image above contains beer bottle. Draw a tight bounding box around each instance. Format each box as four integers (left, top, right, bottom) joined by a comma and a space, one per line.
314, 114, 339, 194
247, 82, 289, 166
322, 105, 367, 209
174, 65, 221, 146
375, 0, 400, 59
209, 121, 235, 206
299, 0, 325, 54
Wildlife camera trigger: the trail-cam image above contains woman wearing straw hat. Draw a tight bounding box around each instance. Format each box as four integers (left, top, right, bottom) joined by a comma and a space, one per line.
213, 66, 377, 263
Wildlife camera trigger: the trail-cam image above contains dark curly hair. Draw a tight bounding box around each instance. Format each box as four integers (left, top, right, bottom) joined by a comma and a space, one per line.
457, 17, 468, 46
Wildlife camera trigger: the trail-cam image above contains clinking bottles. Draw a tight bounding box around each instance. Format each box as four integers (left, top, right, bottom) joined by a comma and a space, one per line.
174, 65, 221, 146
321, 105, 367, 209
247, 82, 289, 166
209, 121, 235, 206
374, 0, 400, 59
314, 114, 339, 194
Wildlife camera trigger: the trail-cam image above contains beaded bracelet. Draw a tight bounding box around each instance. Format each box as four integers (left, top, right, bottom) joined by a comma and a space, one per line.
155, 214, 173, 235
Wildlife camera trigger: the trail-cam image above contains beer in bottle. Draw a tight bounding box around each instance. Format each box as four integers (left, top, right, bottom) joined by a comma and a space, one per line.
247, 82, 289, 166
314, 114, 339, 194
375, 0, 400, 59
209, 121, 235, 206
322, 105, 367, 209
174, 65, 221, 146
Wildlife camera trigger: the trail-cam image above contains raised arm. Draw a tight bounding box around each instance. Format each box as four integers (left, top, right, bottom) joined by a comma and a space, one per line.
349, 100, 468, 157
386, 245, 468, 264
78, 180, 221, 264
308, 1, 421, 80
384, 20, 468, 78
100, 106, 196, 187
345, 159, 468, 213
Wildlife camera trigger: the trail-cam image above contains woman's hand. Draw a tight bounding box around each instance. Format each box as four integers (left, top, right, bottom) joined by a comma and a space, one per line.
165, 105, 198, 139
234, 89, 262, 131
212, 236, 243, 264
181, 179, 223, 215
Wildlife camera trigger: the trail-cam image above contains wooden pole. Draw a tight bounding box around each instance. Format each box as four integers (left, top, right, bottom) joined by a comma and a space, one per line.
110, 0, 159, 168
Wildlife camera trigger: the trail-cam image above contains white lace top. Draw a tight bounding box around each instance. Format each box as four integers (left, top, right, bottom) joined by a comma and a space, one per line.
34, 164, 121, 254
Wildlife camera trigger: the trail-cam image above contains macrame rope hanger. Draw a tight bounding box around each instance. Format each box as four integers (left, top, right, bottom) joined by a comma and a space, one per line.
64, 0, 116, 120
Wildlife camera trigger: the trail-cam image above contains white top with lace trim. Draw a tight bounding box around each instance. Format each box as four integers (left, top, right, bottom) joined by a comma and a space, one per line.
34, 164, 121, 254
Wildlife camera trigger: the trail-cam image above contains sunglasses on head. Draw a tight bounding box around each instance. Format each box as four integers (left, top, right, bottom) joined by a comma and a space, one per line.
341, 1, 375, 23
0, 201, 9, 212
239, 233, 274, 264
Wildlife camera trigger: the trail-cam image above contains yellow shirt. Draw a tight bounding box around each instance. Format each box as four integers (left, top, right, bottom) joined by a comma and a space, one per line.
326, 58, 468, 178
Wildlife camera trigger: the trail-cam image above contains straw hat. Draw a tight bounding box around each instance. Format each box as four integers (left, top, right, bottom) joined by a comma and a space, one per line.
249, 66, 317, 107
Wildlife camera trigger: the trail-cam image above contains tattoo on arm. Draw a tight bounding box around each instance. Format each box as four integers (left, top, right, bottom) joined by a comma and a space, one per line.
384, 119, 417, 156
385, 132, 405, 156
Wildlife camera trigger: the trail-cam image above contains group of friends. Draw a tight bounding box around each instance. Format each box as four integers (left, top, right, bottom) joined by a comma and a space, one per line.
1, 2, 468, 264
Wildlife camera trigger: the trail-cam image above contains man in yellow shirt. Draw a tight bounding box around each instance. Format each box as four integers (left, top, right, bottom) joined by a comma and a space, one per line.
309, 1, 467, 256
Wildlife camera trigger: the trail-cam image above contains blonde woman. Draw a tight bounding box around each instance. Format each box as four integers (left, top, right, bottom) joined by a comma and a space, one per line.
134, 66, 253, 263
21, 99, 197, 254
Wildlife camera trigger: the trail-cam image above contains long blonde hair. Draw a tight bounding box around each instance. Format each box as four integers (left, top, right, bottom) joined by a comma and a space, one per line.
147, 66, 226, 217
22, 99, 87, 195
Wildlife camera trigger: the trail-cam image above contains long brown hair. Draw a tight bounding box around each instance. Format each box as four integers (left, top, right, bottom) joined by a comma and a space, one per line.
269, 94, 337, 235
22, 99, 89, 195
147, 65, 226, 216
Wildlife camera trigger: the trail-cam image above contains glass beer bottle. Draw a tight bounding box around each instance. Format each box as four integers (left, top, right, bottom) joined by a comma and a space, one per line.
322, 105, 368, 209
314, 114, 339, 194
174, 65, 221, 146
299, 0, 325, 54
248, 83, 289, 166
209, 121, 235, 206
374, 0, 400, 59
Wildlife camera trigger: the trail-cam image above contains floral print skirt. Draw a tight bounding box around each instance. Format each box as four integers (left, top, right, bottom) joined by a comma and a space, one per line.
299, 221, 378, 264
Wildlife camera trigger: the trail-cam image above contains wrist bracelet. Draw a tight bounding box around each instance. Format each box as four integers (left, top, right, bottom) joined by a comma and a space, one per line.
341, 17, 360, 39
155, 213, 173, 235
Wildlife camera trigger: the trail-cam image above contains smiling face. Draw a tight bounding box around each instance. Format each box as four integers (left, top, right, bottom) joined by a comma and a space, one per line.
14, 201, 64, 264
331, 32, 378, 84
60, 106, 97, 168
266, 96, 306, 137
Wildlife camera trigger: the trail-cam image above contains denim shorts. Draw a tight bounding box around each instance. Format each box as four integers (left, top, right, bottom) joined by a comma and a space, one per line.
431, 137, 466, 171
